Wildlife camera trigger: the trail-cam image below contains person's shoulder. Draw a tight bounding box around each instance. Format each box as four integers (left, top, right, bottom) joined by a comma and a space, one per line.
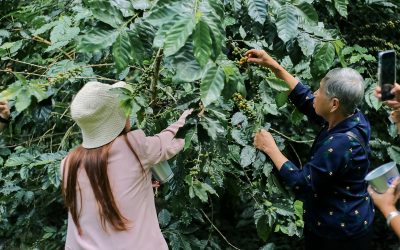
325, 133, 352, 148
126, 129, 146, 139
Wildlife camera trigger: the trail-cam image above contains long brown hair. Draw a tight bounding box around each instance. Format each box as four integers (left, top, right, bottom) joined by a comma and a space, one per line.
62, 129, 144, 235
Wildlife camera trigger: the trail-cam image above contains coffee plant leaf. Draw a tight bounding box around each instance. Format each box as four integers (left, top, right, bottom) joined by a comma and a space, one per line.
113, 31, 133, 73
131, 0, 151, 10
276, 4, 299, 43
231, 112, 248, 127
364, 84, 382, 111
294, 2, 318, 24
146, 0, 183, 26
163, 15, 196, 57
265, 77, 290, 91
49, 19, 80, 44
200, 64, 225, 107
275, 92, 288, 108
334, 0, 349, 17
199, 115, 225, 140
129, 21, 156, 64
158, 209, 171, 227
297, 33, 316, 57
201, 11, 224, 60
240, 145, 256, 168
111, 0, 136, 16
256, 215, 272, 241
387, 146, 400, 164
83, 0, 124, 28
193, 19, 213, 67
208, 0, 224, 18
311, 42, 335, 77
78, 28, 118, 53
260, 243, 276, 250
246, 0, 268, 25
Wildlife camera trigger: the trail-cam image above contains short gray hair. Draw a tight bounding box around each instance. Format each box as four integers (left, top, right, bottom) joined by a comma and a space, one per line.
321, 68, 365, 115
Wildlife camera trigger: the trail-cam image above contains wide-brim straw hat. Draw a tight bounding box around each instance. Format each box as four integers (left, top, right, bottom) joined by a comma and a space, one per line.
71, 81, 127, 149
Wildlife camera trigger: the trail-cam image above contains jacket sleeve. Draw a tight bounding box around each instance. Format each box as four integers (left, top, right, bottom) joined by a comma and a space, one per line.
279, 133, 352, 192
126, 116, 186, 168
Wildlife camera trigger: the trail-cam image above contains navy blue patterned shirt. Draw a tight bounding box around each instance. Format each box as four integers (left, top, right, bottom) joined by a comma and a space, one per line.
279, 82, 374, 239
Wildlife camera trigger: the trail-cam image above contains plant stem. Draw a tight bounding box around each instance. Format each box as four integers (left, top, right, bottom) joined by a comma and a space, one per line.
269, 128, 313, 144
151, 48, 163, 108
200, 209, 241, 250
32, 35, 73, 60
8, 58, 47, 69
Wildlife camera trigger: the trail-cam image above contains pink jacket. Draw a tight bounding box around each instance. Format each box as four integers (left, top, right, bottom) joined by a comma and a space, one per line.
61, 117, 186, 250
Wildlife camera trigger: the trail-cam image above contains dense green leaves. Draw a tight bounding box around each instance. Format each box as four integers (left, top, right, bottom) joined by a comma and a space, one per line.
311, 42, 336, 77
0, 79, 49, 112
47, 17, 80, 52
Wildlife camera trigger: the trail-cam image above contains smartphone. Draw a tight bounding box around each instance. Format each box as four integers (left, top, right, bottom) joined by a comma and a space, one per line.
378, 50, 396, 101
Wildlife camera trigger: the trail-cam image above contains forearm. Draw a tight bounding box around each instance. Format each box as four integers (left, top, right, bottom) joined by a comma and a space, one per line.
263, 147, 288, 171
269, 65, 299, 93
390, 216, 400, 238
0, 123, 5, 131
381, 207, 400, 238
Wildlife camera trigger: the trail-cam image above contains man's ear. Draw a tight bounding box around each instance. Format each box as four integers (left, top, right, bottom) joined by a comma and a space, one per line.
330, 98, 340, 113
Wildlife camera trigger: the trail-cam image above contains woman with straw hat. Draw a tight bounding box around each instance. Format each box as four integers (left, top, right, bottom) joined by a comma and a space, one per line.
61, 81, 192, 249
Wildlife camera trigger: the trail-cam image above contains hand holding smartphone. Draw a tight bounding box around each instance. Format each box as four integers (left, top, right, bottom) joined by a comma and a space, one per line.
378, 50, 396, 101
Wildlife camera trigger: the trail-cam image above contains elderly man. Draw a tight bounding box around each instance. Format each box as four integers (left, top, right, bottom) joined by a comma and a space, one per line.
246, 49, 374, 250
0, 101, 10, 131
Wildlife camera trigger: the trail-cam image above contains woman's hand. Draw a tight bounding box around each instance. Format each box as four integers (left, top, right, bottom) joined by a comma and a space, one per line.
0, 101, 10, 120
253, 129, 278, 155
245, 49, 298, 92
254, 129, 288, 170
179, 108, 194, 121
152, 180, 160, 188
368, 177, 400, 216
245, 49, 281, 70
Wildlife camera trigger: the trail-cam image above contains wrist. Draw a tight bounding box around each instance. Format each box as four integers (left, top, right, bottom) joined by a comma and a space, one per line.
382, 206, 398, 217
269, 64, 284, 74
263, 145, 278, 156
386, 210, 400, 227
0, 115, 11, 124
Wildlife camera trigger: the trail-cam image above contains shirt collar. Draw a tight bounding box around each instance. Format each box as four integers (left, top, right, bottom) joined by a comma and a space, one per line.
326, 109, 365, 135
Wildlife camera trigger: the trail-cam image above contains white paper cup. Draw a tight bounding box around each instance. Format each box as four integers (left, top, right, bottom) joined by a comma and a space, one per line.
365, 161, 399, 193
151, 161, 174, 183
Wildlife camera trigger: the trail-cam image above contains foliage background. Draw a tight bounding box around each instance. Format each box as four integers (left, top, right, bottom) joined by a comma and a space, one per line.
0, 0, 399, 249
